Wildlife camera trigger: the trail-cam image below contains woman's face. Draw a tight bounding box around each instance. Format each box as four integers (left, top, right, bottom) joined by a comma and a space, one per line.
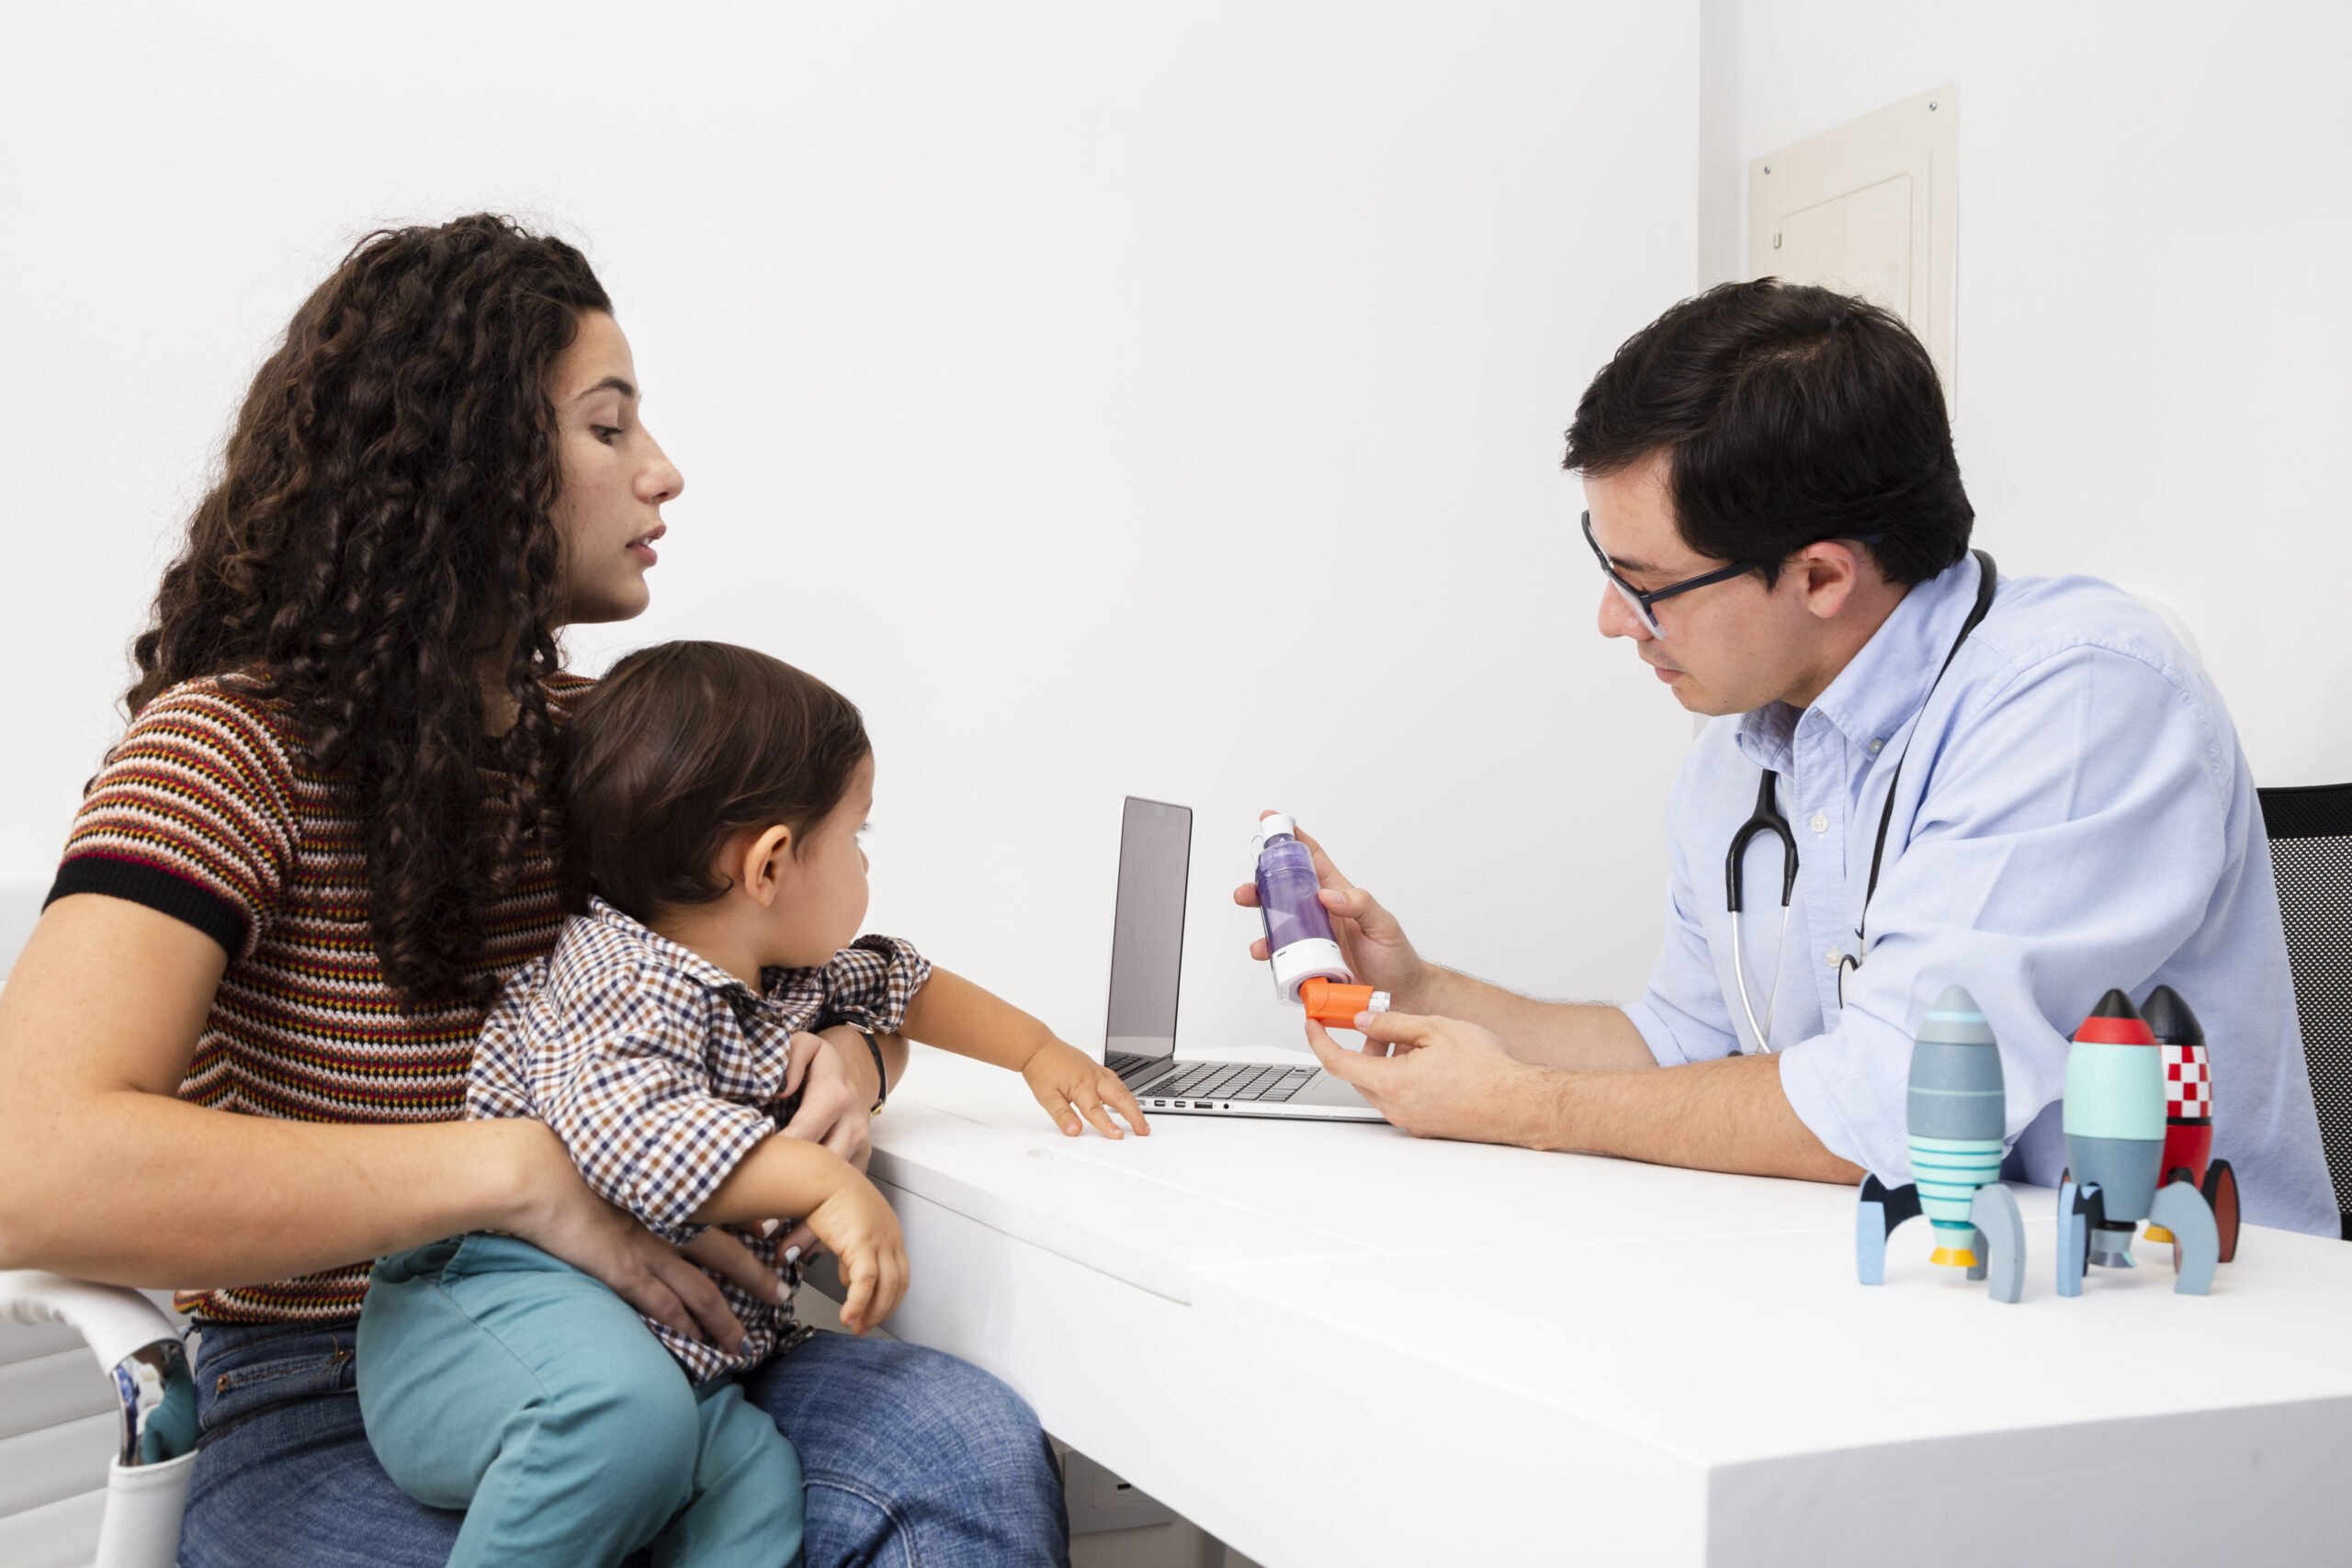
548, 310, 684, 626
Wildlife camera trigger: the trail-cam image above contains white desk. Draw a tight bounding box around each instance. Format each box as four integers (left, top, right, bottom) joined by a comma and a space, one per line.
869, 1046, 2351, 1567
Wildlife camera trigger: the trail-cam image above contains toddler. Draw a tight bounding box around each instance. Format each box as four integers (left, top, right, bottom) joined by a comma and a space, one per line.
356, 640, 1146, 1567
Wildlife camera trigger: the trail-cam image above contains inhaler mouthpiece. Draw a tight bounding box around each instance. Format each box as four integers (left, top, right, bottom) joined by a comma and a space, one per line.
1300, 978, 1390, 1029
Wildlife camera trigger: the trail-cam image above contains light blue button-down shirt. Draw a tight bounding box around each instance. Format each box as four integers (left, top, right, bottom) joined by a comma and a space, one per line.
1624, 554, 2339, 1235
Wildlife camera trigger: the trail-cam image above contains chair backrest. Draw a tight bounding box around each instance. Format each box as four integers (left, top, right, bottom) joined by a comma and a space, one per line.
2258, 782, 2352, 1240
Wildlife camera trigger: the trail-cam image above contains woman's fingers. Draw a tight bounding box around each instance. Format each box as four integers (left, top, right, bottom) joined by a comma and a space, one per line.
781, 1032, 817, 1098
684, 1225, 795, 1311
652, 1248, 749, 1348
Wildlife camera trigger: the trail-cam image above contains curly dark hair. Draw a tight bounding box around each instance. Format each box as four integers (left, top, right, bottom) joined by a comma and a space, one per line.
129, 214, 613, 1010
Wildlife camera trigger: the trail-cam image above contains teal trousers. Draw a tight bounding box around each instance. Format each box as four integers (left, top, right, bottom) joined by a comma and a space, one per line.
356, 1234, 805, 1568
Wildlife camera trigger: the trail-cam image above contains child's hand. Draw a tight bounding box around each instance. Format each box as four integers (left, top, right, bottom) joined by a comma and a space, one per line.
799, 1173, 908, 1335
1022, 1039, 1150, 1139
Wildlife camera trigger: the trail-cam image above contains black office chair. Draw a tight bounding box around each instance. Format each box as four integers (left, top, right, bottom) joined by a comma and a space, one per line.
2258, 782, 2352, 1239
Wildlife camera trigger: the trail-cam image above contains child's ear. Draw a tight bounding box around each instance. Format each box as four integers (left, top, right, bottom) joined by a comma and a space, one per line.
741, 824, 795, 908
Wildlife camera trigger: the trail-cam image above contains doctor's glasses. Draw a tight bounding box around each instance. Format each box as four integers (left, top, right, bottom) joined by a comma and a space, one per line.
1580, 511, 1760, 638
1580, 512, 1889, 638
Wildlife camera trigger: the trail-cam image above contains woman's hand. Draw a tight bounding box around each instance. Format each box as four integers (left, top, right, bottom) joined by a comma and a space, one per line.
504, 1122, 786, 1352
1021, 1039, 1149, 1139
1232, 815, 1431, 1005
760, 1027, 882, 1264
777, 1028, 875, 1170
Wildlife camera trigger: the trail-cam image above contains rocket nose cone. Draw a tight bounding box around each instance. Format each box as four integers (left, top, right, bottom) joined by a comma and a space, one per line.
2089, 987, 2142, 1021
1929, 983, 1983, 1017
2141, 984, 2205, 1045
2074, 987, 2156, 1044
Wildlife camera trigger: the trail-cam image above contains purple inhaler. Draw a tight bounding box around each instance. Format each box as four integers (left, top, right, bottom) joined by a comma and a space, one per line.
1252, 814, 1352, 1003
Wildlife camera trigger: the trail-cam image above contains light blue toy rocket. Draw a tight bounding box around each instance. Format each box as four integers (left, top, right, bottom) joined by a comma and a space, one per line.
2054, 988, 2222, 1296
1856, 985, 2026, 1304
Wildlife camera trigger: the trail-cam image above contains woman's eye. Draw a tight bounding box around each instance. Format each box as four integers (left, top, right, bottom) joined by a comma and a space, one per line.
592, 424, 622, 445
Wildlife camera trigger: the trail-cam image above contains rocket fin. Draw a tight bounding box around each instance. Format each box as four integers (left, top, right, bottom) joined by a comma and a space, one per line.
1970, 1182, 2025, 1304
2151, 1179, 2220, 1295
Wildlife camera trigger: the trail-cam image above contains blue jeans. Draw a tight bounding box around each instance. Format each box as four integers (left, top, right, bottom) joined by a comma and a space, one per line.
181, 1312, 1068, 1567
357, 1235, 804, 1568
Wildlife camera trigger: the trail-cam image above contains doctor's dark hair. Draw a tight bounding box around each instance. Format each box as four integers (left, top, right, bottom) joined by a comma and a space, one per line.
1563, 279, 1973, 588
560, 641, 870, 922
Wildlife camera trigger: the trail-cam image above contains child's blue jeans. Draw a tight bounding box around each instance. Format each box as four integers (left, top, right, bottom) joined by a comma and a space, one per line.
356, 1233, 805, 1568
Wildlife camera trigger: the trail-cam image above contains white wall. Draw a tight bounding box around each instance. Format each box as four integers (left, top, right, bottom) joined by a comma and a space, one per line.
0, 4, 1700, 1054
1708, 0, 2352, 787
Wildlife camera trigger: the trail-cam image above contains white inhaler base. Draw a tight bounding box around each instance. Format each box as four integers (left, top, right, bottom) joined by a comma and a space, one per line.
1270, 938, 1351, 1004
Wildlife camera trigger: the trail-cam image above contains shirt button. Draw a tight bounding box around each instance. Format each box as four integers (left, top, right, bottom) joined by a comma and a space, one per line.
1809, 812, 1828, 834
1826, 948, 1845, 965
1869, 739, 1885, 754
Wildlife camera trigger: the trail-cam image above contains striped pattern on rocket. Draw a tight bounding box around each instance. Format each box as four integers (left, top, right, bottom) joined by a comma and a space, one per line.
2063, 988, 2166, 1269
1907, 985, 2007, 1268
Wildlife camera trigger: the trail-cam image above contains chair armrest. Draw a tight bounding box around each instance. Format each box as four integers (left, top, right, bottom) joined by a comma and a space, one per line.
0, 1270, 195, 1467
0, 1270, 183, 1371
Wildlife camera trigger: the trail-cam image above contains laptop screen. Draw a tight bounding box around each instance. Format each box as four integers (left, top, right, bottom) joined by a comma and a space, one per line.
1104, 796, 1190, 1061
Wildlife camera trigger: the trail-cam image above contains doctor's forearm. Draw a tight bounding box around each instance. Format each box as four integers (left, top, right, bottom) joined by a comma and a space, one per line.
1415, 966, 1654, 1072
1513, 1053, 1866, 1184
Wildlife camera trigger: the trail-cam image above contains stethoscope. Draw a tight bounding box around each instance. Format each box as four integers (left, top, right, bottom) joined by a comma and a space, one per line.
1725, 550, 1999, 1054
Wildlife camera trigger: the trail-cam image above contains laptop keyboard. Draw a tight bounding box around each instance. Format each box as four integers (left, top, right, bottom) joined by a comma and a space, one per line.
1141, 1061, 1317, 1104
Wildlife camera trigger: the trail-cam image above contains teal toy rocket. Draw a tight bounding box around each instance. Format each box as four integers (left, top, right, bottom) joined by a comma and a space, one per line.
1856, 984, 2025, 1303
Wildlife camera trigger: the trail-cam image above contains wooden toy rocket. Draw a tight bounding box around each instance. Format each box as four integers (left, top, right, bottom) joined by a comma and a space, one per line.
2139, 985, 2242, 1264
2056, 989, 2223, 1295
1855, 984, 2026, 1303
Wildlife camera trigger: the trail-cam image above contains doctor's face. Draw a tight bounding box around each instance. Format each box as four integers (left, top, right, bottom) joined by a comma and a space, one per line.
1585, 452, 1821, 716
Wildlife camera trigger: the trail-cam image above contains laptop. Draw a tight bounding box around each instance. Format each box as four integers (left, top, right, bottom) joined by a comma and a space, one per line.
1103, 796, 1385, 1121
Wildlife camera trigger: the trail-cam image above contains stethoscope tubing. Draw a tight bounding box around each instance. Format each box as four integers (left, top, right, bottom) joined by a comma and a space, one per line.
1721, 549, 2000, 1056
1727, 768, 1799, 1053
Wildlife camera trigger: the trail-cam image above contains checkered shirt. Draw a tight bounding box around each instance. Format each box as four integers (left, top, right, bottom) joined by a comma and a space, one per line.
467, 896, 932, 1381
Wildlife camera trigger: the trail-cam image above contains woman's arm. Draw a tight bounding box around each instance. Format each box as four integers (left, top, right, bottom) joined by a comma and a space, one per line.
0, 896, 771, 1345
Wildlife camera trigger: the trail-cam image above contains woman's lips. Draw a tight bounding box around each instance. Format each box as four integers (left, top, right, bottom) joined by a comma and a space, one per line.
628, 540, 659, 566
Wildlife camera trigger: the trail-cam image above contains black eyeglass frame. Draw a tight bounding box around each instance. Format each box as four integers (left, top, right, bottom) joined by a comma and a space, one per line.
1580, 510, 1887, 636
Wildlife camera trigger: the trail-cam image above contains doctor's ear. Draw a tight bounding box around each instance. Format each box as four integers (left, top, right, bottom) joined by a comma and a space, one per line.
1795, 540, 1871, 621
735, 823, 796, 907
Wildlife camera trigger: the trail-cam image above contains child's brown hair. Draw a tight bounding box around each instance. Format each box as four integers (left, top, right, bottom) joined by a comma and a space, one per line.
561, 641, 869, 921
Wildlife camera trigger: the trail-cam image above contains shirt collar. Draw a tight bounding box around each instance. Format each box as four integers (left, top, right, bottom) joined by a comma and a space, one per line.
585, 896, 769, 1007
1736, 552, 1983, 769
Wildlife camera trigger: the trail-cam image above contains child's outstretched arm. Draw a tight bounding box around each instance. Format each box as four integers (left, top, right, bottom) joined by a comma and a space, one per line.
902, 968, 1150, 1139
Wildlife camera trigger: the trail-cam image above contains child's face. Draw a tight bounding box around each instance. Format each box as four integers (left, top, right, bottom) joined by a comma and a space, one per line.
761, 752, 876, 968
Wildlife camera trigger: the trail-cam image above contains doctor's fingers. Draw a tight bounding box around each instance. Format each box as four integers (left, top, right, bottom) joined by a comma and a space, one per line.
1306, 1019, 1394, 1096
1354, 1010, 1446, 1055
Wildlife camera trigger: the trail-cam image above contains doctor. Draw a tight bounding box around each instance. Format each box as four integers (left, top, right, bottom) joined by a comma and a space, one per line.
1241, 280, 2339, 1234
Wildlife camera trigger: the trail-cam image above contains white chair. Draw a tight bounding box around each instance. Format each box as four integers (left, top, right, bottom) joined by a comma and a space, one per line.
0, 884, 197, 1568
0, 1272, 196, 1568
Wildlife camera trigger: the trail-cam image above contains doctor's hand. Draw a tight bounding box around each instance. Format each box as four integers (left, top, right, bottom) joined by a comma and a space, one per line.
1305, 1011, 1545, 1147
1232, 816, 1430, 1008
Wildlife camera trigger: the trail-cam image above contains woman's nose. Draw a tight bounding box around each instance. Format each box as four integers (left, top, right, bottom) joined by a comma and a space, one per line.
639, 429, 685, 505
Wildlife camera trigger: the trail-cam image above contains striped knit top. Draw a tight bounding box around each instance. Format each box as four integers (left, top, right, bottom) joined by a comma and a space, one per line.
46, 670, 592, 1323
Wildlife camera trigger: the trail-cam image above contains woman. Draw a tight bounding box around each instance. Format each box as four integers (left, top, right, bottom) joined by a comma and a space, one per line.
0, 214, 1067, 1567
